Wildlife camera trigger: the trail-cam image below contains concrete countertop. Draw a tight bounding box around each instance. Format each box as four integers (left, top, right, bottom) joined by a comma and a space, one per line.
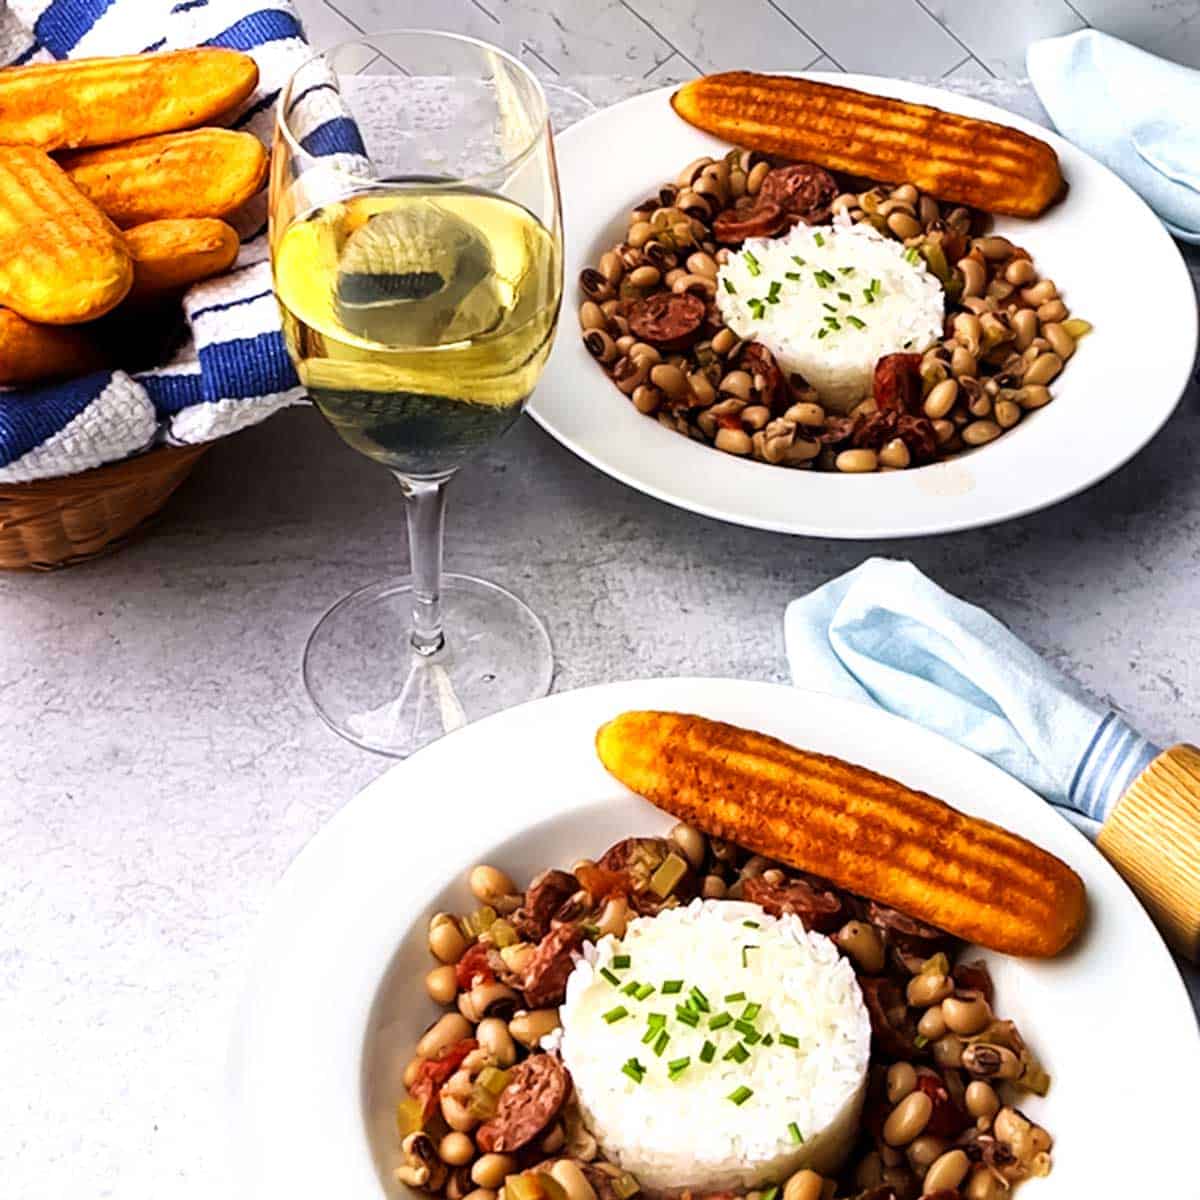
1, 76, 1197, 1198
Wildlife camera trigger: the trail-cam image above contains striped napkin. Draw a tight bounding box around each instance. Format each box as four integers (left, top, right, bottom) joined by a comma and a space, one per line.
784, 558, 1160, 838
0, 0, 312, 483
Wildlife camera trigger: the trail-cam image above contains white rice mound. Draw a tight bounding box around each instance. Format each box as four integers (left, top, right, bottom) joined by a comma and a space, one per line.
553, 900, 870, 1197
715, 222, 944, 414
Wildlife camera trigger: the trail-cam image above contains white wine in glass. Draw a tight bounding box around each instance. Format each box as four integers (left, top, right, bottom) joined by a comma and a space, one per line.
271, 32, 563, 756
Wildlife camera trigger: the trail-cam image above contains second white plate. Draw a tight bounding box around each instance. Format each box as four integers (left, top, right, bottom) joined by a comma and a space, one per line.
530, 75, 1198, 538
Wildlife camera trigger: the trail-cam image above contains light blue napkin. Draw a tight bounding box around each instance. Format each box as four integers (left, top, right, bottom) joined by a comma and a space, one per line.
1027, 29, 1200, 244
783, 559, 1160, 837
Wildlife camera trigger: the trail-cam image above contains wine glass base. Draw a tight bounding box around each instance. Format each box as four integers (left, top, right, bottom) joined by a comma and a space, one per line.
303, 573, 553, 758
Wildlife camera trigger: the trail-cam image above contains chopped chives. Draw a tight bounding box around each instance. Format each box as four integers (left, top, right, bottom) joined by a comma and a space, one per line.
668, 1056, 691, 1078
744, 250, 761, 276
724, 992, 746, 1003
914, 1033, 929, 1048
723, 1042, 750, 1064
822, 302, 837, 313
622, 980, 641, 996
676, 1006, 701, 1028
762, 1187, 780, 1200
662, 980, 683, 994
904, 247, 920, 265
641, 1026, 659, 1045
813, 232, 825, 247
870, 277, 881, 294
689, 986, 711, 1012
791, 255, 806, 266
839, 266, 855, 276
742, 945, 758, 967
766, 282, 781, 303
708, 1012, 733, 1031
779, 1033, 800, 1049
728, 1085, 754, 1106
817, 328, 829, 339
846, 315, 866, 330
734, 1019, 759, 1041
761, 1034, 774, 1047
813, 273, 829, 288
699, 1040, 717, 1064
612, 955, 631, 969
647, 1012, 666, 1029
784, 271, 802, 281
788, 1122, 804, 1144
741, 1002, 762, 1021
837, 291, 852, 302
863, 289, 875, 304
600, 967, 621, 986
604, 1005, 629, 1024
824, 317, 841, 331
748, 298, 765, 319
653, 1030, 670, 1057
635, 983, 655, 1000
723, 277, 736, 294
622, 1058, 645, 1084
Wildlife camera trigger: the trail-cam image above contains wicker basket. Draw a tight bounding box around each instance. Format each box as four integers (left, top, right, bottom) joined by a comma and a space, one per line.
0, 442, 210, 570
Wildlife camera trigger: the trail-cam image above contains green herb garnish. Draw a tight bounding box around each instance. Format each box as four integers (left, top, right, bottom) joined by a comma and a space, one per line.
813, 232, 825, 247
742, 1002, 762, 1021
621, 980, 640, 996
604, 1005, 629, 1024
622, 1058, 645, 1084
839, 266, 855, 276
676, 1006, 701, 1028
612, 955, 631, 969
661, 980, 683, 995
635, 983, 655, 1001
728, 1085, 754, 1106
689, 986, 711, 1013
600, 967, 621, 987
723, 1042, 751, 1064
723, 277, 736, 294
653, 1030, 670, 1057
779, 1033, 800, 1049
761, 1034, 774, 1047
837, 291, 852, 302
744, 250, 761, 276
699, 1040, 717, 1064
914, 1033, 929, 1048
741, 946, 758, 967
724, 991, 746, 1003
791, 255, 806, 267
784, 271, 802, 281
846, 315, 866, 329
708, 1012, 733, 1031
734, 1019, 759, 1040
788, 1122, 804, 1144
748, 298, 765, 319
668, 1056, 691, 1080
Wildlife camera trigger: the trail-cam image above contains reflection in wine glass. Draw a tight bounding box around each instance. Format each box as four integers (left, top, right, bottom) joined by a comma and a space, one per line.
271, 31, 563, 757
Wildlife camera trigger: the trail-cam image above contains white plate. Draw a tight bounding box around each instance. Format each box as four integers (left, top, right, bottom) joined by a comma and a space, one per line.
229, 677, 1198, 1198
529, 76, 1198, 537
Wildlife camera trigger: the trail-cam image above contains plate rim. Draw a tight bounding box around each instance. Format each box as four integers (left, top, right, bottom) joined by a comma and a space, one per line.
529, 73, 1199, 538
227, 676, 1200, 1199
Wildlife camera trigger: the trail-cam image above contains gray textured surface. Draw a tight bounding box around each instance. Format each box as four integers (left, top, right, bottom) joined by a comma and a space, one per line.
1, 77, 1198, 1199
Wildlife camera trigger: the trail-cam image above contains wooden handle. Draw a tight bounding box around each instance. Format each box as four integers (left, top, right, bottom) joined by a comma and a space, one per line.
1097, 744, 1200, 961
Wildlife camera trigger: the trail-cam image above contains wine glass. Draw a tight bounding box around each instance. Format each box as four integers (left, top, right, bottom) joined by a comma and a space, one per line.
270, 31, 563, 757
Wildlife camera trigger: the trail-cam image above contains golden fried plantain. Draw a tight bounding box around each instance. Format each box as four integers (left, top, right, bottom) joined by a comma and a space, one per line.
0, 307, 105, 385
0, 146, 131, 324
671, 72, 1064, 218
596, 711, 1086, 957
0, 49, 259, 152
124, 218, 240, 302
60, 128, 268, 227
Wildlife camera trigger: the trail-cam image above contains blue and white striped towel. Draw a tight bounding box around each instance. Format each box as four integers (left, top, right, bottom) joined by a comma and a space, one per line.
0, 0, 315, 483
784, 558, 1160, 838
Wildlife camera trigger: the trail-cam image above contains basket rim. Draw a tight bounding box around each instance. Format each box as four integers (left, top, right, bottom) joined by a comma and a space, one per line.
0, 441, 211, 500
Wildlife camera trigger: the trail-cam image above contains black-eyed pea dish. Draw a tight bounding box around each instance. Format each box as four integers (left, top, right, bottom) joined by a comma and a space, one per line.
394, 823, 1055, 1200
580, 146, 1090, 475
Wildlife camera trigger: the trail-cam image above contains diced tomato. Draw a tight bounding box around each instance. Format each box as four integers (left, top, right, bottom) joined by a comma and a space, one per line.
916, 1071, 970, 1139
455, 941, 495, 991
408, 1037, 478, 1120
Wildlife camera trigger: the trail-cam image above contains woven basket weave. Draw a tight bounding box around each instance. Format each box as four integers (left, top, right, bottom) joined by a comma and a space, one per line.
0, 443, 210, 570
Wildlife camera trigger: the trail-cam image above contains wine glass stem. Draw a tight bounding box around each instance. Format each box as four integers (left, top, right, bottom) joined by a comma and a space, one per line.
397, 474, 450, 657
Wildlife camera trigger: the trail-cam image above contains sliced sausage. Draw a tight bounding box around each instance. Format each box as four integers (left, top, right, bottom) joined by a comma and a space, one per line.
851, 409, 938, 464
513, 868, 578, 941
455, 941, 499, 991
713, 199, 788, 244
476, 1053, 571, 1153
872, 352, 923, 414
756, 163, 838, 225
521, 923, 583, 1008
625, 292, 706, 351
953, 959, 994, 1005
738, 342, 790, 415
742, 874, 843, 932
858, 975, 920, 1061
